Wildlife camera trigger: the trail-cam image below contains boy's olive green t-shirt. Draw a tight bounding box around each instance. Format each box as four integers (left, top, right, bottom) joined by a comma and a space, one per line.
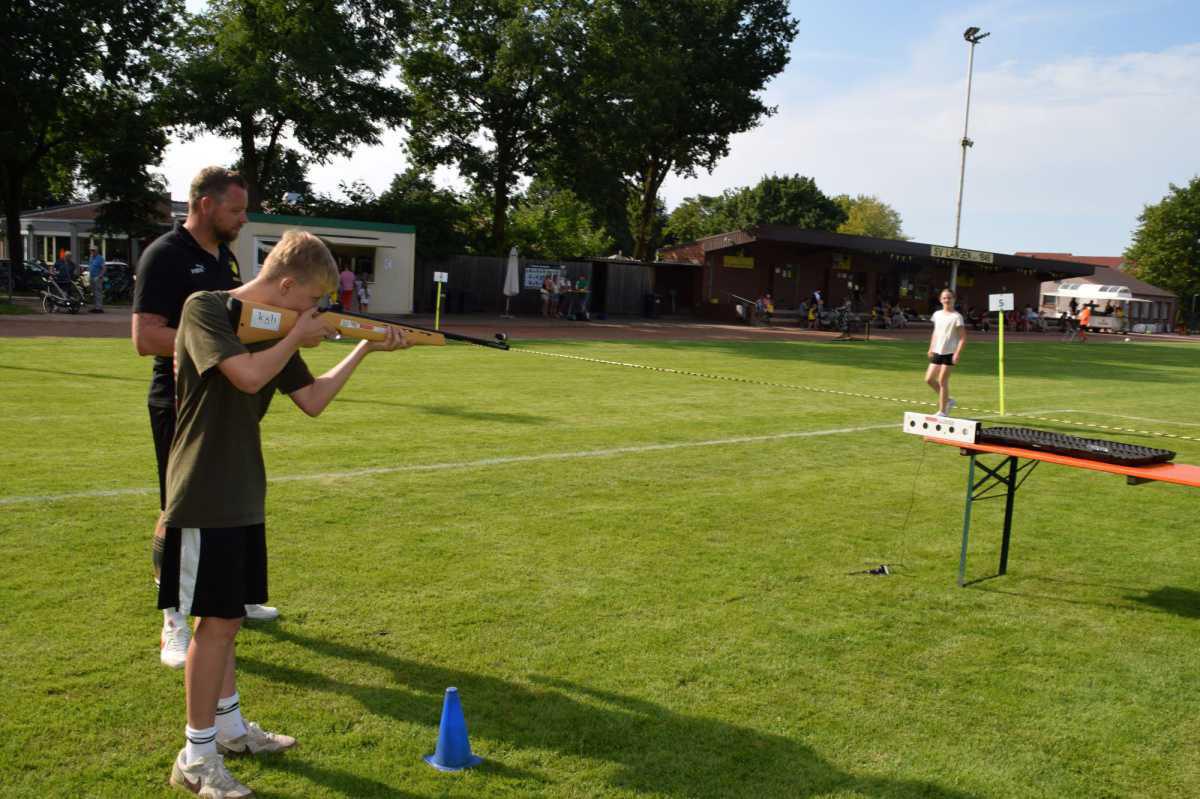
164, 291, 314, 528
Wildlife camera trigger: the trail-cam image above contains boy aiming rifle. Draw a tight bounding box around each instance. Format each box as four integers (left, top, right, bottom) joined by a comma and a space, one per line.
159, 230, 409, 797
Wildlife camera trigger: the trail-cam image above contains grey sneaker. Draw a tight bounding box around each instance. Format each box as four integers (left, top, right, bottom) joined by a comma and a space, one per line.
945, 397, 957, 415
243, 604, 279, 621
161, 616, 190, 670
169, 749, 253, 798
217, 722, 297, 757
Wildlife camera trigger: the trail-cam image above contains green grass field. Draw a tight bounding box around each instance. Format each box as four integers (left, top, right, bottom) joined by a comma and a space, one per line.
1, 334, 1198, 798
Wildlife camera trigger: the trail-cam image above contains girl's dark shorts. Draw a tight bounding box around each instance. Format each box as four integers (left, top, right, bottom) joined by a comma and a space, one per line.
928, 353, 955, 366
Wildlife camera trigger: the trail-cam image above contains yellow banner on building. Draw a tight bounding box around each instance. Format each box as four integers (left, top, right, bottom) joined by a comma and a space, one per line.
724, 255, 754, 269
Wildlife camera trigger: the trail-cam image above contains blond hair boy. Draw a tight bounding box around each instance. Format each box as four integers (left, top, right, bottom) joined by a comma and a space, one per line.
158, 230, 409, 797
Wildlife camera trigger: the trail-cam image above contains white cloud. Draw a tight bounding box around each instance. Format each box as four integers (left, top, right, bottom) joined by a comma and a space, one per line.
661, 41, 1200, 255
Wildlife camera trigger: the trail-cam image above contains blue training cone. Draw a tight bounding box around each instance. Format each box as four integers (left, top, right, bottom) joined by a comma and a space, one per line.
424, 687, 483, 771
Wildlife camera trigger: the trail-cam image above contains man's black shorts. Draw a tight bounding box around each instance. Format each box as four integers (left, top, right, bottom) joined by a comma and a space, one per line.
148, 404, 176, 511
928, 353, 955, 366
157, 525, 268, 618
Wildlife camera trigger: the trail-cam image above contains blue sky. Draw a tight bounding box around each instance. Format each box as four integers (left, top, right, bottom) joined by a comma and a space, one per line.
165, 0, 1200, 256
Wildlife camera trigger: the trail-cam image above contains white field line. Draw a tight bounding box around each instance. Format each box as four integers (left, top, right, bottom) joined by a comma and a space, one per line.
0, 421, 898, 507
1053, 410, 1200, 429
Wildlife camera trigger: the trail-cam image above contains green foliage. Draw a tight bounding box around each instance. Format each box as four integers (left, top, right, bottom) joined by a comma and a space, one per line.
550, 0, 798, 260
664, 195, 731, 245
1125, 176, 1200, 303
400, 0, 569, 253
509, 178, 615, 259
168, 0, 407, 210
664, 175, 844, 244
834, 194, 908, 240
0, 0, 181, 261
292, 170, 482, 259
234, 148, 313, 207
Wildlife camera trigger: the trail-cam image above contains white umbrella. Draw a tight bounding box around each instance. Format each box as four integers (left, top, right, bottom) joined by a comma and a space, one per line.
502, 246, 519, 318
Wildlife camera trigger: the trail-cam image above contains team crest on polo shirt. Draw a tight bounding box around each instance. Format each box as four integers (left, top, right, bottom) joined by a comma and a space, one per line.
191, 264, 205, 274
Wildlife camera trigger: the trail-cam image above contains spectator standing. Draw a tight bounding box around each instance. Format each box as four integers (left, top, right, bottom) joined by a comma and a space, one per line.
88, 246, 107, 312
540, 275, 554, 317
355, 273, 370, 313
338, 264, 355, 309
1078, 304, 1092, 342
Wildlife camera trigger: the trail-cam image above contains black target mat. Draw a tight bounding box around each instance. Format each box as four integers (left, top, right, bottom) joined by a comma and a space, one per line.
976, 426, 1176, 466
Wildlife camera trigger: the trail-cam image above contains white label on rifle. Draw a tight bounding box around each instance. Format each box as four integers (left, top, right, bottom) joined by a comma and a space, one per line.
339, 319, 386, 333
433, 271, 448, 283
250, 308, 282, 331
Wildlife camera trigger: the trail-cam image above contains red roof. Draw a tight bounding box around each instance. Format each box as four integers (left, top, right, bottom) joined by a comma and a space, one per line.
1016, 252, 1127, 269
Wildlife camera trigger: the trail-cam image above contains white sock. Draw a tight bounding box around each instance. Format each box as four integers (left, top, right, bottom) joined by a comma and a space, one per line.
163, 608, 186, 628
184, 725, 217, 763
215, 692, 247, 740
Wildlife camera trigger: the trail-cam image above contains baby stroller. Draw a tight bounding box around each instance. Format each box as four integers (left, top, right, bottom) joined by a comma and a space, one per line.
40, 271, 83, 314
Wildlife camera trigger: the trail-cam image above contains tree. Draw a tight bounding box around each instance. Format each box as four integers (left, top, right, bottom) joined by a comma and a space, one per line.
1125, 176, 1200, 306
400, 0, 568, 253
663, 175, 844, 245
663, 194, 732, 246
724, 174, 844, 232
234, 148, 313, 208
0, 0, 181, 267
834, 194, 907, 240
509, 177, 614, 259
168, 0, 408, 211
551, 0, 798, 260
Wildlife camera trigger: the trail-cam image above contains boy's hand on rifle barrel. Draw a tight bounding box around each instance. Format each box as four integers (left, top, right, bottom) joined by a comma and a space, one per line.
292, 309, 335, 348
365, 325, 411, 352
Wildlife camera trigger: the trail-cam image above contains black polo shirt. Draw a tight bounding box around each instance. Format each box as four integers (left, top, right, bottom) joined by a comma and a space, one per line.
133, 221, 242, 408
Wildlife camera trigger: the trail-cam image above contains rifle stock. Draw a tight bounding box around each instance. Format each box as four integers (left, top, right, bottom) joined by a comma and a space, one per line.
227, 298, 509, 350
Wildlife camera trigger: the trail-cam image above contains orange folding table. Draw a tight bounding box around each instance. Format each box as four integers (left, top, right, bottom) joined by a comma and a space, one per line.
925, 436, 1200, 586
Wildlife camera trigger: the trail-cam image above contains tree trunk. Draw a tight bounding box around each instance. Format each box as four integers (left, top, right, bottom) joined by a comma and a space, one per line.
239, 122, 263, 212
3, 168, 26, 300
491, 171, 510, 256
632, 161, 662, 262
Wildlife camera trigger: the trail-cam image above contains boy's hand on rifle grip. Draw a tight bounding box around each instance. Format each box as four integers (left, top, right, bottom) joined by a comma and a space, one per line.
365, 325, 410, 352
293, 309, 334, 348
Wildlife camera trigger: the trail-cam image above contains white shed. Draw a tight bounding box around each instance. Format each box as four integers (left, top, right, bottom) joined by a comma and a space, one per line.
235, 213, 416, 314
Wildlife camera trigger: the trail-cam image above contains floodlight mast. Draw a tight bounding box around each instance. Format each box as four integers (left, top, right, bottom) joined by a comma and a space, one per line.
950, 26, 990, 293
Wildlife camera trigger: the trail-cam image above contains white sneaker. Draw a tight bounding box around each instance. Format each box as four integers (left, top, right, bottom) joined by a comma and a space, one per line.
243, 604, 278, 621
161, 616, 191, 669
170, 749, 253, 798
218, 721, 297, 757
945, 398, 957, 415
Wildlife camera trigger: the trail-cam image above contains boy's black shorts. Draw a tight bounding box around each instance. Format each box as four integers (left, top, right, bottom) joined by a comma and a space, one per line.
157, 525, 268, 618
148, 405, 176, 511
928, 353, 955, 366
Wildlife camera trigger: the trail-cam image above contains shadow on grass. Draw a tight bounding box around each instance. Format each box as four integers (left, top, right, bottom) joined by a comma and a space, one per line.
968, 575, 1200, 618
252, 758, 425, 799
335, 398, 543, 425
1126, 586, 1200, 619
241, 625, 980, 799
0, 363, 143, 383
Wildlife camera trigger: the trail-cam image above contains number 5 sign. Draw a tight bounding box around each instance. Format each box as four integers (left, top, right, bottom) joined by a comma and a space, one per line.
989, 293, 1014, 312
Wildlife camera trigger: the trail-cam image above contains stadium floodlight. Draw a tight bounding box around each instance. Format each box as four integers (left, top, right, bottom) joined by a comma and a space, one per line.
950, 26, 989, 292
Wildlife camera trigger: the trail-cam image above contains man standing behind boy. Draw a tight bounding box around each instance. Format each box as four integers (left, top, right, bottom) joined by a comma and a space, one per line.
160, 230, 408, 796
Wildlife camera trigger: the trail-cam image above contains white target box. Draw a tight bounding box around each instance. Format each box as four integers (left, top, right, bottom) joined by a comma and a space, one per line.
902, 412, 978, 444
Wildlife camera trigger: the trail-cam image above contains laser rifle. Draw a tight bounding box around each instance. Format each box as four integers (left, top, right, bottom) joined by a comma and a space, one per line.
226, 297, 510, 350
